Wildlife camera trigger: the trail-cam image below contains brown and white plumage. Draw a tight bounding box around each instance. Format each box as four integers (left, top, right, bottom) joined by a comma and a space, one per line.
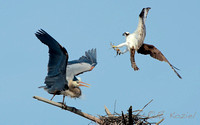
111, 7, 182, 79
138, 44, 182, 79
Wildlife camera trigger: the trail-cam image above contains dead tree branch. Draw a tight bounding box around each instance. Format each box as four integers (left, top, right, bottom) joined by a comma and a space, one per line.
33, 96, 102, 124
34, 96, 164, 125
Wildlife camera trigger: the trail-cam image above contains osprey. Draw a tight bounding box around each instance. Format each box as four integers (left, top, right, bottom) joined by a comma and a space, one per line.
111, 7, 182, 79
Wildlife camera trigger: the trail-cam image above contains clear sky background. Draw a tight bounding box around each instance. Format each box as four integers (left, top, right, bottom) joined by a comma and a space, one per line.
1, 0, 200, 125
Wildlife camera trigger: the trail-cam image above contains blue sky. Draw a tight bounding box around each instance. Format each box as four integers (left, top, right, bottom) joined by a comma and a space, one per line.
1, 0, 200, 124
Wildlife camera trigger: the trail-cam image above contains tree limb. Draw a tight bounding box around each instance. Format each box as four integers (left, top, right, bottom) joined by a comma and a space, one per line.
155, 118, 164, 125
33, 96, 102, 124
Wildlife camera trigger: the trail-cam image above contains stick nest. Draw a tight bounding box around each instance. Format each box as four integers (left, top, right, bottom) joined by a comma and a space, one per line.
99, 100, 164, 125
33, 96, 164, 125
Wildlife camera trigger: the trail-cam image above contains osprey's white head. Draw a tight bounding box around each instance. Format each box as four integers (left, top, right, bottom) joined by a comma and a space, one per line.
139, 7, 151, 20
122, 32, 130, 37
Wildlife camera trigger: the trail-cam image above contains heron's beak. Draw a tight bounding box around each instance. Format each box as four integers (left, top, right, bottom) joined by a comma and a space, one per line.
78, 81, 90, 88
90, 66, 95, 71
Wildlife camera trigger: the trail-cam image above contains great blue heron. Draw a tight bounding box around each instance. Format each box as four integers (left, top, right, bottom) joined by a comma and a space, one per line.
67, 48, 97, 82
65, 48, 97, 98
35, 29, 97, 104
111, 7, 182, 79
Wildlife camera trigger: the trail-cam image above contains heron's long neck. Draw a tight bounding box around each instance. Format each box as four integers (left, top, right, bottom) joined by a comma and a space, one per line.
63, 80, 82, 98
69, 87, 81, 98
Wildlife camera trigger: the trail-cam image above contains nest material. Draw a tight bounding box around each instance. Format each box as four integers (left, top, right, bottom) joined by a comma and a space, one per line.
100, 113, 158, 125
100, 115, 141, 125
100, 100, 164, 125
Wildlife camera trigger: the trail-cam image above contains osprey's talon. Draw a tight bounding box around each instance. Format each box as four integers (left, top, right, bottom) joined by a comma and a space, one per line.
110, 43, 117, 49
112, 45, 117, 49
116, 48, 122, 55
132, 65, 139, 71
112, 45, 117, 48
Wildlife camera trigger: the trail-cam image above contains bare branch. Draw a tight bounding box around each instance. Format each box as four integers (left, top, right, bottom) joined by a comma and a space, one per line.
121, 111, 127, 125
155, 118, 164, 125
132, 109, 142, 113
114, 100, 117, 113
136, 99, 153, 115
128, 106, 133, 125
33, 96, 102, 124
104, 105, 114, 117
34, 97, 163, 125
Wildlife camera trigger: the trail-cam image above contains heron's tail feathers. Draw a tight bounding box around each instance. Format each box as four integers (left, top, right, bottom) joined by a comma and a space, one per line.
38, 86, 46, 89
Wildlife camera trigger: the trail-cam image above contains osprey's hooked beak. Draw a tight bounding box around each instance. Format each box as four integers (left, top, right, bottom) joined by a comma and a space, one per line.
122, 32, 129, 36
145, 7, 151, 15
78, 81, 90, 88
139, 7, 151, 18
122, 32, 126, 36
146, 7, 151, 11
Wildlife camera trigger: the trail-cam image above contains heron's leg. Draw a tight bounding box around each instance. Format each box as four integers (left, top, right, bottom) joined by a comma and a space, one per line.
50, 93, 56, 100
62, 95, 65, 104
59, 95, 66, 109
130, 48, 139, 70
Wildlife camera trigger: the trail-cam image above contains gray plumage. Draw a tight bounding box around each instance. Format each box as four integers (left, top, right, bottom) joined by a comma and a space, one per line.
68, 48, 97, 66
66, 48, 97, 81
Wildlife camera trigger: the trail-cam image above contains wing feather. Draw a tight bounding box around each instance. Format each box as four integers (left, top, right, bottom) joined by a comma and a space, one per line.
35, 29, 69, 93
137, 43, 182, 79
66, 48, 97, 81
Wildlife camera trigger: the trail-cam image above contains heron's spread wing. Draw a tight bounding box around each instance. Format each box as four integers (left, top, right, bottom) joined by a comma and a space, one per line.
137, 43, 182, 79
66, 48, 97, 81
35, 29, 69, 93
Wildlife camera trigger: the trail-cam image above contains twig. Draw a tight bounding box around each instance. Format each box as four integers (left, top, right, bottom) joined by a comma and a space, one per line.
141, 113, 163, 119
128, 106, 133, 125
155, 118, 164, 125
132, 109, 142, 113
121, 111, 127, 125
33, 96, 102, 124
114, 100, 117, 113
104, 105, 114, 117
136, 99, 153, 115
